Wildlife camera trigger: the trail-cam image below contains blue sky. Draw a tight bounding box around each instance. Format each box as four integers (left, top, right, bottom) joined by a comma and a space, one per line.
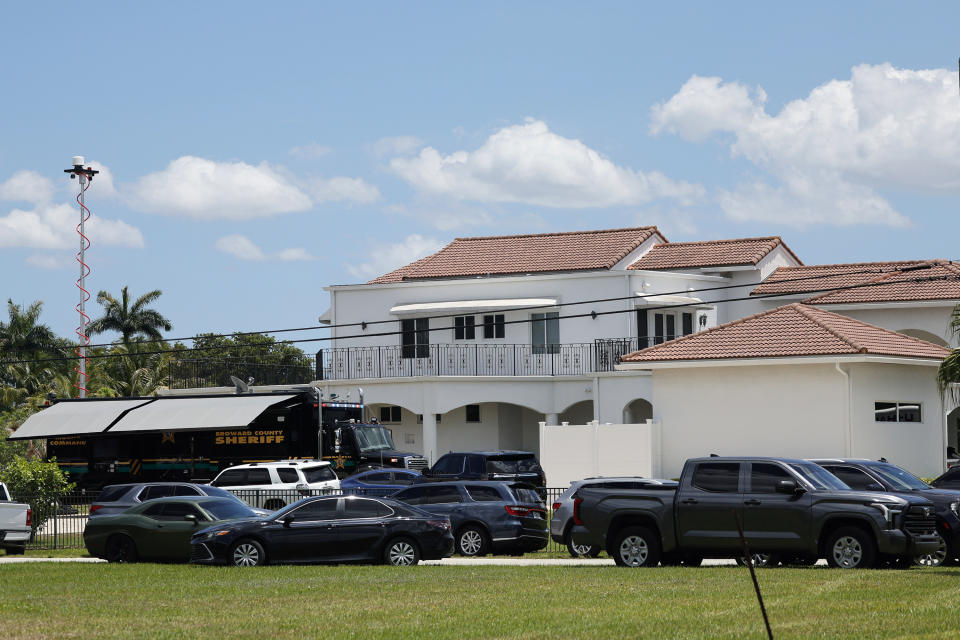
1, 2, 958, 346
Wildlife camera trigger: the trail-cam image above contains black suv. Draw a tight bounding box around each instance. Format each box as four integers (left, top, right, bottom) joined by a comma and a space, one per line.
417, 451, 546, 486
812, 458, 960, 566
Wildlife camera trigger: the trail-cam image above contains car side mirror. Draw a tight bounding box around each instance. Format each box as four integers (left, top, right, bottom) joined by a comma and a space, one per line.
865, 483, 884, 491
775, 480, 802, 494
282, 515, 294, 528
184, 514, 198, 526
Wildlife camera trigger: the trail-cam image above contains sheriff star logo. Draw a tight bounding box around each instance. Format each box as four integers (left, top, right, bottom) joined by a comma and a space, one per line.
161, 432, 176, 445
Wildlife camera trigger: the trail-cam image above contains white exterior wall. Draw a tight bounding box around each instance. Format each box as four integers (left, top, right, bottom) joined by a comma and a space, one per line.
817, 305, 956, 348
539, 421, 661, 488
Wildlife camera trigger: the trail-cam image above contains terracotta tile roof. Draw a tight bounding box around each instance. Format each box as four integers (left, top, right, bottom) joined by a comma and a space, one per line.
368, 227, 662, 283
627, 237, 801, 271
751, 261, 935, 296
620, 303, 951, 363
804, 261, 960, 305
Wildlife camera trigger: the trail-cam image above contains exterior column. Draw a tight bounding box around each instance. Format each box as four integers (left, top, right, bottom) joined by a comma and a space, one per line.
422, 411, 437, 465
545, 413, 559, 426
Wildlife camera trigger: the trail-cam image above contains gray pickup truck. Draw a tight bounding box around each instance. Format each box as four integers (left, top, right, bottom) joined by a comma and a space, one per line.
0, 482, 30, 555
571, 456, 940, 569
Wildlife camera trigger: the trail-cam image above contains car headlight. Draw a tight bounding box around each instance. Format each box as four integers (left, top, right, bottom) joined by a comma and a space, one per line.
199, 530, 232, 541
870, 502, 903, 528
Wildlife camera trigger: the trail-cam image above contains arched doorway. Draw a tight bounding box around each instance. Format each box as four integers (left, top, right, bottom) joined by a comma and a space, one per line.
622, 398, 653, 424
559, 400, 594, 425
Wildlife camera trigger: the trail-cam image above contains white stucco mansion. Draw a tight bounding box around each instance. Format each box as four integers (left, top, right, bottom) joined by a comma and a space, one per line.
315, 226, 960, 477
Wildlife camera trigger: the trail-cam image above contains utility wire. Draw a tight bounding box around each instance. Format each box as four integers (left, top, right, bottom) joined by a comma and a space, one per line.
0, 271, 952, 368
0, 261, 948, 356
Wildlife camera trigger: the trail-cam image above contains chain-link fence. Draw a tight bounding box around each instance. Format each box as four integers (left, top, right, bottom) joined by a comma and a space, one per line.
15, 487, 575, 554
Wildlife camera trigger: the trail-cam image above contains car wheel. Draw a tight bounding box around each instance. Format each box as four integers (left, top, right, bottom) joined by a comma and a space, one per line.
611, 526, 661, 568
230, 539, 266, 567
104, 535, 138, 563
915, 531, 951, 568
825, 526, 876, 569
4, 544, 26, 555
384, 537, 420, 566
456, 526, 490, 557
263, 499, 286, 511
735, 553, 779, 568
565, 531, 601, 558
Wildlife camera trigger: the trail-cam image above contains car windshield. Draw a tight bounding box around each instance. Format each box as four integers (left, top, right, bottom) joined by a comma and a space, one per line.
353, 425, 396, 454
203, 500, 260, 520
487, 456, 542, 474
201, 485, 243, 500
789, 463, 850, 491
865, 463, 930, 491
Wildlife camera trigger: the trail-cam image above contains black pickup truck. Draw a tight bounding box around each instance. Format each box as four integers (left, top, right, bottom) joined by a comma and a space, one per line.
571, 456, 940, 569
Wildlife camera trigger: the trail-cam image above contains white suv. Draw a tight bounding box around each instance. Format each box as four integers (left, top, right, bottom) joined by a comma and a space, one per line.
210, 460, 341, 510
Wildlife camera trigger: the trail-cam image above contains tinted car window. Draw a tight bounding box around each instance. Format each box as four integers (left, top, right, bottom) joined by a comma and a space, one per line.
509, 486, 543, 504
139, 485, 176, 501
246, 469, 271, 485
343, 499, 392, 518
143, 503, 166, 519
425, 486, 463, 504
486, 455, 542, 474
200, 485, 240, 500
363, 472, 392, 484
212, 470, 246, 487
174, 485, 202, 497
289, 499, 339, 520
691, 463, 740, 493
276, 468, 299, 483
204, 500, 259, 521
932, 467, 960, 488
823, 466, 877, 491
465, 485, 503, 502
161, 502, 206, 521
749, 463, 793, 493
432, 455, 464, 474
393, 486, 426, 505
392, 472, 417, 486
303, 466, 337, 483
96, 486, 131, 502
466, 456, 485, 475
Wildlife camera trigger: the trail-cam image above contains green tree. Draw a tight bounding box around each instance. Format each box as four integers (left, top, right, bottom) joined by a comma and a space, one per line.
937, 306, 960, 404
174, 333, 311, 387
0, 456, 74, 537
87, 286, 173, 345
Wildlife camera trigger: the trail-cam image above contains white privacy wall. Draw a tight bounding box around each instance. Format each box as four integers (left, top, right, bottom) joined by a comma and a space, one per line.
538, 421, 660, 488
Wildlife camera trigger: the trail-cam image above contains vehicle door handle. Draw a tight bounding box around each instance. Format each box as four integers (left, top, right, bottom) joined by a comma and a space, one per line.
680, 498, 698, 505
744, 499, 761, 506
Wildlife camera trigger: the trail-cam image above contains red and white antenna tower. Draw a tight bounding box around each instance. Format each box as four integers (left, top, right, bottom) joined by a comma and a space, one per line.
64, 156, 99, 398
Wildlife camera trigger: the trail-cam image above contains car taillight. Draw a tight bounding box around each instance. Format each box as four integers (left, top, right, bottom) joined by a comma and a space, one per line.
89, 505, 102, 515
427, 519, 451, 531
26, 508, 31, 527
552, 502, 561, 511
505, 505, 530, 516
572, 498, 583, 525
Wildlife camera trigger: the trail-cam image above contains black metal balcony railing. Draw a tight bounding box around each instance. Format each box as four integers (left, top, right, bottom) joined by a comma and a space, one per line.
167, 338, 654, 388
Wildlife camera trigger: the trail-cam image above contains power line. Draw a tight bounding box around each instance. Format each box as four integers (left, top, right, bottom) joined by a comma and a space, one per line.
0, 271, 953, 368
1, 261, 947, 355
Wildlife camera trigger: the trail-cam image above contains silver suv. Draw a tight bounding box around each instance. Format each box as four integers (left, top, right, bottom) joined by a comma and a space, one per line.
550, 477, 677, 557
210, 460, 341, 510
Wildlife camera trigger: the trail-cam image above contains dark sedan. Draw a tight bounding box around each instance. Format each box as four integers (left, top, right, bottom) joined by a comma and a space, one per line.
89, 482, 270, 517
392, 481, 548, 556
190, 495, 453, 567
84, 496, 263, 562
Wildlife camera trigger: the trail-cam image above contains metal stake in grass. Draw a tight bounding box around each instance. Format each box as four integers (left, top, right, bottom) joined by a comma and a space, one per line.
733, 510, 773, 640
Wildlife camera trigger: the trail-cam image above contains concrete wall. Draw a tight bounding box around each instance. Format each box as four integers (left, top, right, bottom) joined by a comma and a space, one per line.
539, 421, 661, 488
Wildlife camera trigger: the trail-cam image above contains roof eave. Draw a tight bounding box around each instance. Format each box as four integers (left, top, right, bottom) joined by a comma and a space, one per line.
615, 354, 945, 370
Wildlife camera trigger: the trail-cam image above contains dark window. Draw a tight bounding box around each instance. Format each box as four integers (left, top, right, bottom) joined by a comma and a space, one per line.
401, 318, 430, 358
212, 470, 247, 487
823, 466, 877, 491
391, 472, 417, 486
174, 486, 202, 497
303, 466, 337, 483
465, 485, 503, 502
142, 503, 166, 519
485, 455, 542, 474
245, 469, 271, 485
96, 486, 131, 503
637, 309, 649, 348
160, 502, 206, 521
682, 312, 693, 336
691, 463, 740, 493
454, 316, 476, 340
276, 468, 299, 483
380, 406, 402, 423
204, 500, 258, 521
379, 406, 390, 422
138, 485, 176, 501
597, 481, 649, 490
874, 402, 922, 423
343, 499, 392, 518
393, 486, 426, 505
654, 313, 665, 345
465, 405, 481, 423
431, 455, 464, 475
531, 312, 560, 354
509, 486, 543, 504
417, 414, 441, 424
466, 455, 485, 475
749, 463, 793, 493
483, 314, 505, 339
362, 472, 393, 484
666, 315, 676, 342
289, 499, 339, 520
425, 485, 463, 504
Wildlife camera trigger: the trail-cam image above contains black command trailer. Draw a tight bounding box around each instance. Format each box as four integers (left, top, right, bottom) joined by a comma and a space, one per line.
11, 390, 428, 489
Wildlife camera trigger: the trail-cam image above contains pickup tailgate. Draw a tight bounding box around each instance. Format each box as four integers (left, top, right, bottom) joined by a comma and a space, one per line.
0, 502, 30, 542
571, 485, 678, 551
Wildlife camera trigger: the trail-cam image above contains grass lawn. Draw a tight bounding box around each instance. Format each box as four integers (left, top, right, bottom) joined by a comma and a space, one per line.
3, 563, 960, 639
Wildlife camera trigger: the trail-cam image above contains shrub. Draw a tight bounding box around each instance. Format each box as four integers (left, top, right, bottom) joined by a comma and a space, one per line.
0, 456, 75, 536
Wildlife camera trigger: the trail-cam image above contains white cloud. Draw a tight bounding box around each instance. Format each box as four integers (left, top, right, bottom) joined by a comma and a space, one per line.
346, 234, 444, 281
126, 156, 312, 219
289, 143, 333, 158
0, 202, 144, 249
215, 235, 316, 262
305, 176, 380, 204
0, 171, 55, 204
651, 63, 960, 226
390, 119, 704, 208
84, 161, 117, 199
26, 254, 73, 270
373, 135, 423, 157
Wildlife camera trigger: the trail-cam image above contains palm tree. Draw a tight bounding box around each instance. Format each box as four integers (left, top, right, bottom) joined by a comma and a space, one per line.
87, 286, 173, 345
0, 299, 58, 357
938, 306, 960, 404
